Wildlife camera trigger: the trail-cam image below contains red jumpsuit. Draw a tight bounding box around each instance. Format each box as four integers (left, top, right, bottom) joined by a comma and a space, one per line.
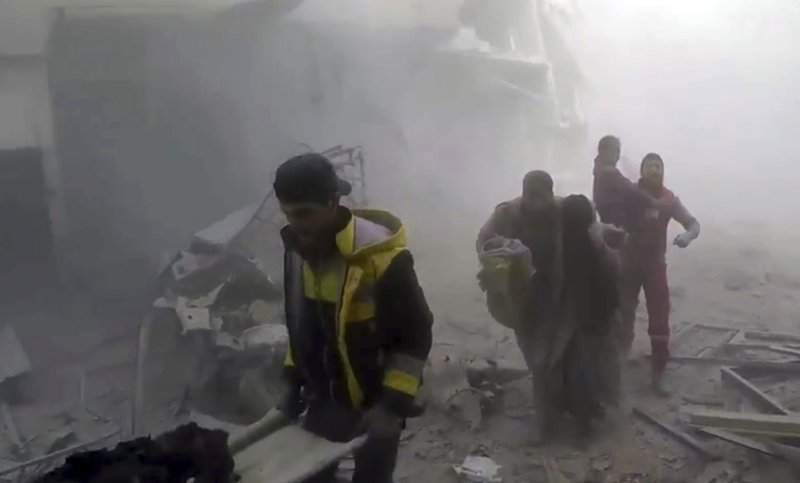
619, 185, 696, 374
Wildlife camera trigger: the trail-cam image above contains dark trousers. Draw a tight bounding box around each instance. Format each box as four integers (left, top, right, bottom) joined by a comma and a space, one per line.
620, 257, 670, 374
301, 399, 400, 483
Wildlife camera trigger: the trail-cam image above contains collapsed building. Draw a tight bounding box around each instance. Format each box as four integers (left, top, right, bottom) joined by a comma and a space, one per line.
0, 1, 587, 478
0, 0, 585, 298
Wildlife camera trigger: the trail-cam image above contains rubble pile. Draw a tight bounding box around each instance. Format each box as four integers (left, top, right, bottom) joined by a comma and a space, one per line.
32, 423, 235, 483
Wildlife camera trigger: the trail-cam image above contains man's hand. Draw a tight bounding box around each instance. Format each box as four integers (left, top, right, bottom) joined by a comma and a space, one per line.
673, 232, 693, 248
363, 404, 402, 439
275, 384, 305, 420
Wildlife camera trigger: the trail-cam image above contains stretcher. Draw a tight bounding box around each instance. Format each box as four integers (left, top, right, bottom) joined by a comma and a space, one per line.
228, 410, 367, 483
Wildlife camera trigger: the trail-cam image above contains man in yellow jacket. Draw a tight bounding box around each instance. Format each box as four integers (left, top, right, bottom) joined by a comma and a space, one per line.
272, 153, 433, 483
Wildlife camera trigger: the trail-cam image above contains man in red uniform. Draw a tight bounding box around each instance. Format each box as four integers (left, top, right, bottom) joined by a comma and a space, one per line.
620, 153, 700, 396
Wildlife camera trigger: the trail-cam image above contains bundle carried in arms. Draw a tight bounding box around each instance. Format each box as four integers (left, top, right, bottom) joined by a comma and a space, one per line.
477, 237, 534, 329
33, 423, 236, 483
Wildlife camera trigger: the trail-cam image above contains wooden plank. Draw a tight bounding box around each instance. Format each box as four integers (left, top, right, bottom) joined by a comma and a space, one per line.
696, 427, 778, 457
235, 426, 366, 483
688, 324, 800, 345
745, 330, 800, 344
688, 409, 800, 438
633, 407, 716, 459
768, 346, 800, 358
661, 356, 800, 374
720, 367, 790, 415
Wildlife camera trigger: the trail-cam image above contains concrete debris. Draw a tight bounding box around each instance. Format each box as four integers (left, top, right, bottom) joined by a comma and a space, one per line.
425, 356, 484, 429
695, 461, 737, 483
591, 456, 612, 472
44, 427, 77, 454
0, 430, 119, 480
0, 325, 31, 385
452, 455, 502, 482
0, 402, 27, 459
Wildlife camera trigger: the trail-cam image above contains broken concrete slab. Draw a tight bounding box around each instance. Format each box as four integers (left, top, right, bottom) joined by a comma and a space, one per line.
0, 325, 31, 385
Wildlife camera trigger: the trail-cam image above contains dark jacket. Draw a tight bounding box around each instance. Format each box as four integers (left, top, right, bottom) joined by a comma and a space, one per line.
281, 209, 433, 417
592, 158, 659, 231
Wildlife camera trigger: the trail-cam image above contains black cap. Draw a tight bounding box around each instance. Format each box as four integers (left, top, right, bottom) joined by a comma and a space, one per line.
273, 153, 353, 205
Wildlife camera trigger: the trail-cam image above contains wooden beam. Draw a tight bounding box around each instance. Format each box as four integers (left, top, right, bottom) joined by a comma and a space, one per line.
696, 427, 778, 457
685, 324, 800, 345
720, 367, 790, 415
688, 409, 800, 438
745, 330, 800, 344
769, 346, 800, 358
633, 407, 716, 459
661, 356, 800, 374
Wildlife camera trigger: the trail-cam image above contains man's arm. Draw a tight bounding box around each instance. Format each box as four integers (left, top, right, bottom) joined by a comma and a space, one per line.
671, 197, 700, 247
590, 222, 627, 250
600, 167, 665, 212
476, 203, 510, 253
375, 250, 434, 417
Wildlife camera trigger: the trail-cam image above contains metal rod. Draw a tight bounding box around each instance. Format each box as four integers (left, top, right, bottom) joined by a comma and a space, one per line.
696, 427, 777, 457
133, 312, 154, 437
633, 407, 716, 459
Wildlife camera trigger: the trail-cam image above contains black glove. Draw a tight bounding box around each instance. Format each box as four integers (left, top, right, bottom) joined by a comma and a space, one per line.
363, 404, 402, 439
275, 384, 305, 420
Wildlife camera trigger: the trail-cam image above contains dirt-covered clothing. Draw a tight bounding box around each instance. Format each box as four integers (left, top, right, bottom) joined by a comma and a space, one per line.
592, 159, 660, 231
477, 199, 563, 374
528, 221, 623, 433
477, 197, 562, 276
620, 183, 699, 373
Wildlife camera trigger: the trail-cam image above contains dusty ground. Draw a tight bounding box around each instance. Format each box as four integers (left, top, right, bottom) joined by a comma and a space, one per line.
3, 187, 800, 482
391, 208, 800, 482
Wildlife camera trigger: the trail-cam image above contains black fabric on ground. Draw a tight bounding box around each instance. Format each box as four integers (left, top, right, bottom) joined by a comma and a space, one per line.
33, 422, 235, 483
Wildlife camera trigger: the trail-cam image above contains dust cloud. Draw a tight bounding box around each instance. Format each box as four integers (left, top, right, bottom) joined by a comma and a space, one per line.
578, 0, 800, 231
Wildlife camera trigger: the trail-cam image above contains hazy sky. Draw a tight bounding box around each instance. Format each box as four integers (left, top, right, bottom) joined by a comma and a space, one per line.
578, 0, 800, 225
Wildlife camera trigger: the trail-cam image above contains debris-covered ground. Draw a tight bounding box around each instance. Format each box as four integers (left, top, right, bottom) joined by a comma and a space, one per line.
390, 218, 800, 482
3, 217, 800, 483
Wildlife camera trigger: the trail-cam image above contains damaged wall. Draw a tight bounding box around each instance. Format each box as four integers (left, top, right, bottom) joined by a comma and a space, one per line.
45, 1, 582, 295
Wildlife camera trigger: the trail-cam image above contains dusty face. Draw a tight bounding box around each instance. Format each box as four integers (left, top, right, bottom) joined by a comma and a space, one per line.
281, 201, 338, 251
522, 184, 554, 215
641, 157, 664, 185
